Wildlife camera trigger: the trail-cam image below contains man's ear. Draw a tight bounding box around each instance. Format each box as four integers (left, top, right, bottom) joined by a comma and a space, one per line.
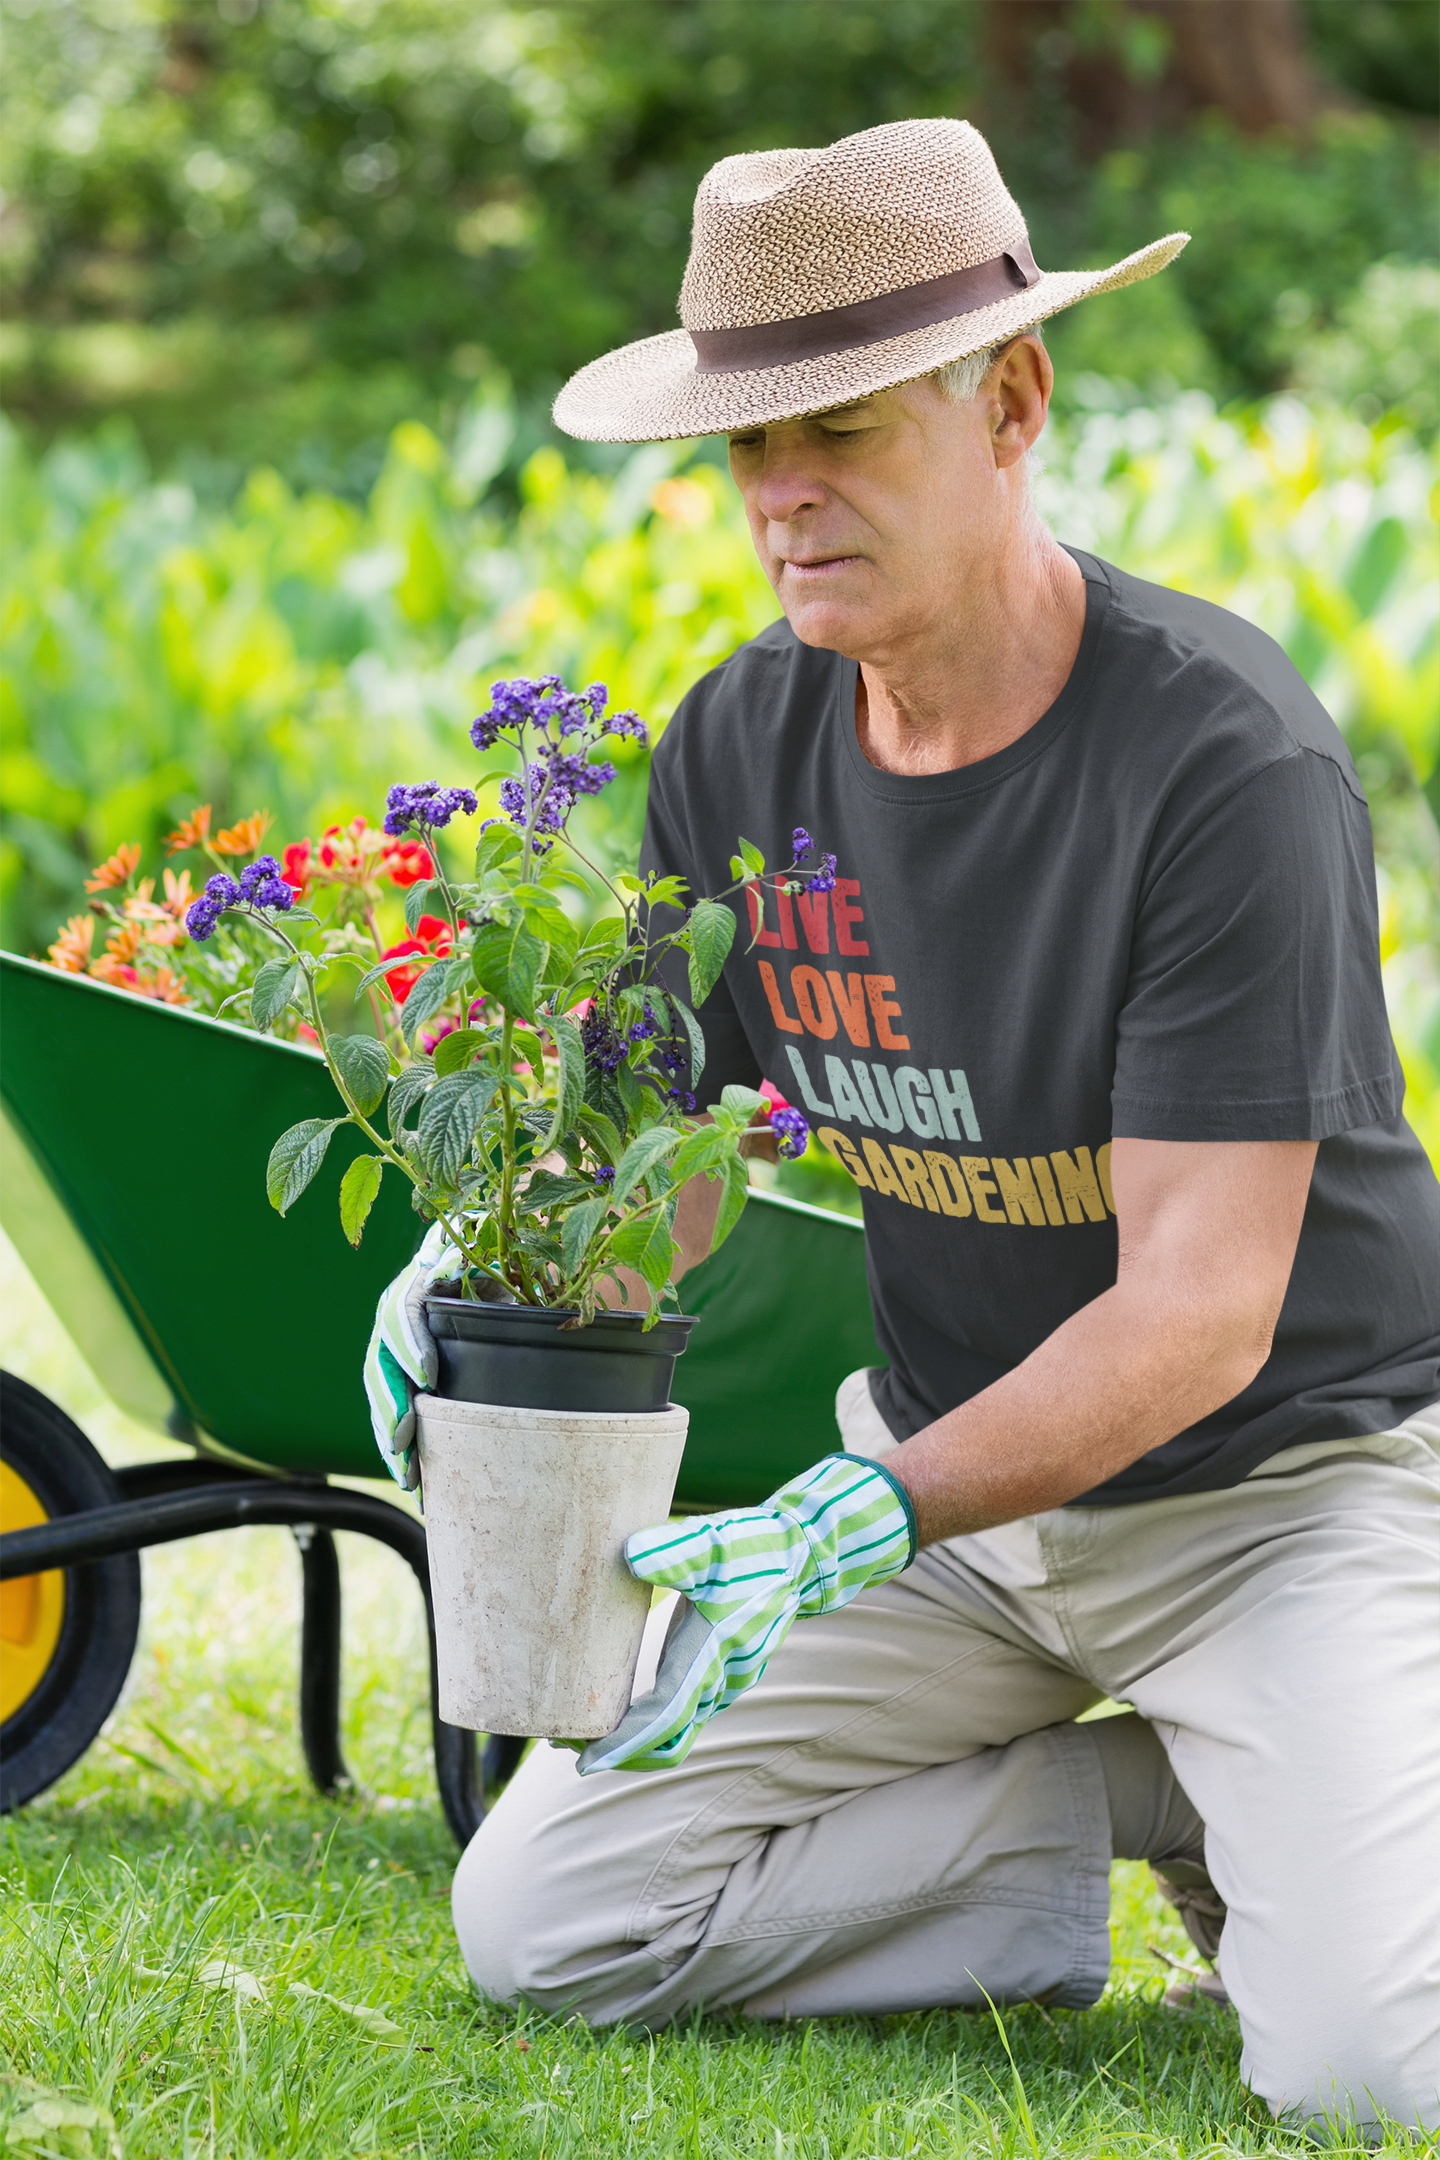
990, 336, 1052, 467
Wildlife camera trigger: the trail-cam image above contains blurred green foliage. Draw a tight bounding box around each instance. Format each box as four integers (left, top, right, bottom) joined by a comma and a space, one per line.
1301, 0, 1440, 115
2, 1, 1436, 493
4, 388, 1437, 1178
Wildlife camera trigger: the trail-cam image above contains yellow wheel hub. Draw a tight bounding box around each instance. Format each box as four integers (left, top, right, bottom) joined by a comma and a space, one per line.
0, 1460, 66, 1724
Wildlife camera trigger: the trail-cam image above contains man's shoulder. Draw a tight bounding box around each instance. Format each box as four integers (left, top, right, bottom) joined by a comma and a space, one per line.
657, 615, 823, 753
1082, 551, 1364, 797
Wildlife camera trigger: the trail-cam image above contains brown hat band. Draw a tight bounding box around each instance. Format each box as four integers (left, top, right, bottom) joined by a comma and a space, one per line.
689, 238, 1041, 376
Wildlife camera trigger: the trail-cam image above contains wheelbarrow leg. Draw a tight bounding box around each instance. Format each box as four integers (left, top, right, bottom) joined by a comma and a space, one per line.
481, 1734, 527, 1788
295, 1526, 350, 1795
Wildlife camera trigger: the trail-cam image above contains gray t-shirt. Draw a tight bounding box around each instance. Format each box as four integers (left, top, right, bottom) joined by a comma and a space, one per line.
642, 549, 1440, 1502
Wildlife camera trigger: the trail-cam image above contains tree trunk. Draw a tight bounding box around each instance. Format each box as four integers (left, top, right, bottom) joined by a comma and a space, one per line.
981, 0, 1336, 148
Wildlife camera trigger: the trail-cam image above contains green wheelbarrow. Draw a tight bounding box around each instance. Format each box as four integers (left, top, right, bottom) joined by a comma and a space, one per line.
0, 951, 882, 1842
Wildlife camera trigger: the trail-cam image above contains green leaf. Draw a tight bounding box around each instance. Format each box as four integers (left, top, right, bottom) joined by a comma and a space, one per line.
533, 908, 579, 979
576, 1104, 623, 1167
403, 881, 446, 935
416, 1068, 500, 1186
250, 957, 300, 1032
475, 822, 523, 875
612, 1125, 682, 1206
387, 1058, 434, 1126
608, 1209, 675, 1291
432, 1026, 491, 1078
578, 917, 626, 964
737, 836, 766, 875
469, 917, 546, 1021
614, 1056, 646, 1120
717, 1083, 765, 1129
266, 1118, 344, 1215
339, 1154, 384, 1246
330, 1034, 390, 1116
542, 1010, 586, 1151
685, 898, 736, 1007
669, 1124, 731, 1185
613, 872, 644, 895
653, 989, 705, 1088
512, 1024, 545, 1071
644, 874, 689, 910
709, 1152, 750, 1253
352, 949, 421, 998
519, 1171, 598, 1214
399, 954, 466, 1046
560, 1195, 609, 1273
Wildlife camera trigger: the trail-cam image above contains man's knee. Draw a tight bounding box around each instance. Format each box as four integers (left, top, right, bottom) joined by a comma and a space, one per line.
449, 1771, 688, 2025
451, 1813, 603, 2013
1245, 2001, 1439, 2144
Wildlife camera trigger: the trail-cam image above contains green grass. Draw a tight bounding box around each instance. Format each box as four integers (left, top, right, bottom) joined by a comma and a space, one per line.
0, 1238, 1427, 2157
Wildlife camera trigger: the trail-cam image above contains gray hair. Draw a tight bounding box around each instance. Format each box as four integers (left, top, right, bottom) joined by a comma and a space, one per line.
932, 325, 1045, 404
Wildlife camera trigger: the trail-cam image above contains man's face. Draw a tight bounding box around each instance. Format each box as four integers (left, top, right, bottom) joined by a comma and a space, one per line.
725, 340, 1049, 663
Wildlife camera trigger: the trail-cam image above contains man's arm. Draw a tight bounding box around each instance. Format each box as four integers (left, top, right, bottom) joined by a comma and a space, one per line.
887, 1136, 1318, 1545
604, 1115, 769, 1311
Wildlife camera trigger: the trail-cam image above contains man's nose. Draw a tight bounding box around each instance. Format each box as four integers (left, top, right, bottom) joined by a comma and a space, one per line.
752, 445, 828, 527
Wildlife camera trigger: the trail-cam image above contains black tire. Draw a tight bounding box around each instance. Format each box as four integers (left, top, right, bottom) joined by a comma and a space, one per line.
1, 1373, 141, 1811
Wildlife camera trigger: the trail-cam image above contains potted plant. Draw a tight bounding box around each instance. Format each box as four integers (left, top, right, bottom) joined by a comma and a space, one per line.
177, 675, 825, 1736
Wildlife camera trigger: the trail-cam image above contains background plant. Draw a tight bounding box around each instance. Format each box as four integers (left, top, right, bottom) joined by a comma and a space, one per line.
1, 0, 1435, 492
6, 388, 1436, 1184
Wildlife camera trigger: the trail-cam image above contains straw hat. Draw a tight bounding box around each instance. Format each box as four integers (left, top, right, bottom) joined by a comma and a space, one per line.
553, 118, 1188, 444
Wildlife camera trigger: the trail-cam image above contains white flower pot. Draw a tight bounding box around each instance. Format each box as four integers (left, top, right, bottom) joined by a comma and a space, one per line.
415, 1395, 689, 1738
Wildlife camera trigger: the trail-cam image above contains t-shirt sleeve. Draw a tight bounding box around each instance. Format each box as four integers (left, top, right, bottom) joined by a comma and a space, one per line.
639, 738, 765, 1106
1111, 747, 1400, 1142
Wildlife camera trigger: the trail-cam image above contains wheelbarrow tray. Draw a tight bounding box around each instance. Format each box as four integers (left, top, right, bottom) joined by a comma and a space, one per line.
1, 953, 882, 1504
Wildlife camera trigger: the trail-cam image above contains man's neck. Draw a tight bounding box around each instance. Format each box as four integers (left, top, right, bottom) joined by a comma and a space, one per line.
854, 531, 1086, 777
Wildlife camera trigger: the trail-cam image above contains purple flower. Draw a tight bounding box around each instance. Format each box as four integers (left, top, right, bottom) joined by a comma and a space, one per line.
471, 676, 649, 756
593, 1165, 616, 1189
237, 854, 283, 901
253, 876, 295, 911
769, 1105, 810, 1160
792, 826, 815, 858
383, 782, 479, 837
580, 1005, 628, 1074
184, 872, 241, 941
803, 853, 837, 895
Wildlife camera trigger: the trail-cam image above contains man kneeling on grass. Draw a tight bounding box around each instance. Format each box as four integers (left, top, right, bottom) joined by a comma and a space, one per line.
450, 120, 1440, 2139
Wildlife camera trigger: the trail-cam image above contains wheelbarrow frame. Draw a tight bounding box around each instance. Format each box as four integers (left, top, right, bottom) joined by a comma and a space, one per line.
0, 952, 883, 1836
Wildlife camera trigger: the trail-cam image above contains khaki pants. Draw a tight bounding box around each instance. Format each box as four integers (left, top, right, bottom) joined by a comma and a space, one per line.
452, 1396, 1440, 2133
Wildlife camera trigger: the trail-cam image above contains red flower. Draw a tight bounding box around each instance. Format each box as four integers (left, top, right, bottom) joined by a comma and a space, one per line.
282, 840, 313, 896
383, 836, 435, 889
380, 914, 452, 1004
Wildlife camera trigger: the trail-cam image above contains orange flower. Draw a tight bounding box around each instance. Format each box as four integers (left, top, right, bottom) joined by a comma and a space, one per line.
89, 955, 141, 989
84, 843, 143, 893
161, 867, 194, 916
380, 914, 452, 1004
47, 914, 95, 972
133, 966, 190, 1005
103, 921, 146, 965
165, 806, 212, 855
212, 810, 274, 857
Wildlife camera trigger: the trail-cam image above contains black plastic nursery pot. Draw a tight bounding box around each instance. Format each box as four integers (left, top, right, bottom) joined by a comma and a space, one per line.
423, 1296, 696, 1415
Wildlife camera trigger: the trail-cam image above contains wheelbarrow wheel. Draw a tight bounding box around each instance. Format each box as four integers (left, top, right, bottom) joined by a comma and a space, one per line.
0, 1373, 141, 1812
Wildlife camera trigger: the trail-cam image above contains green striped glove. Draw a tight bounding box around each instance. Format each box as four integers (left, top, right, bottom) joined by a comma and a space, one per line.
363, 1222, 466, 1489
576, 1453, 916, 1776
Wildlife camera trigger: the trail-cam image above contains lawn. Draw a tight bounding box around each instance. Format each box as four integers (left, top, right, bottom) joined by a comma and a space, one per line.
0, 1239, 1422, 2157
